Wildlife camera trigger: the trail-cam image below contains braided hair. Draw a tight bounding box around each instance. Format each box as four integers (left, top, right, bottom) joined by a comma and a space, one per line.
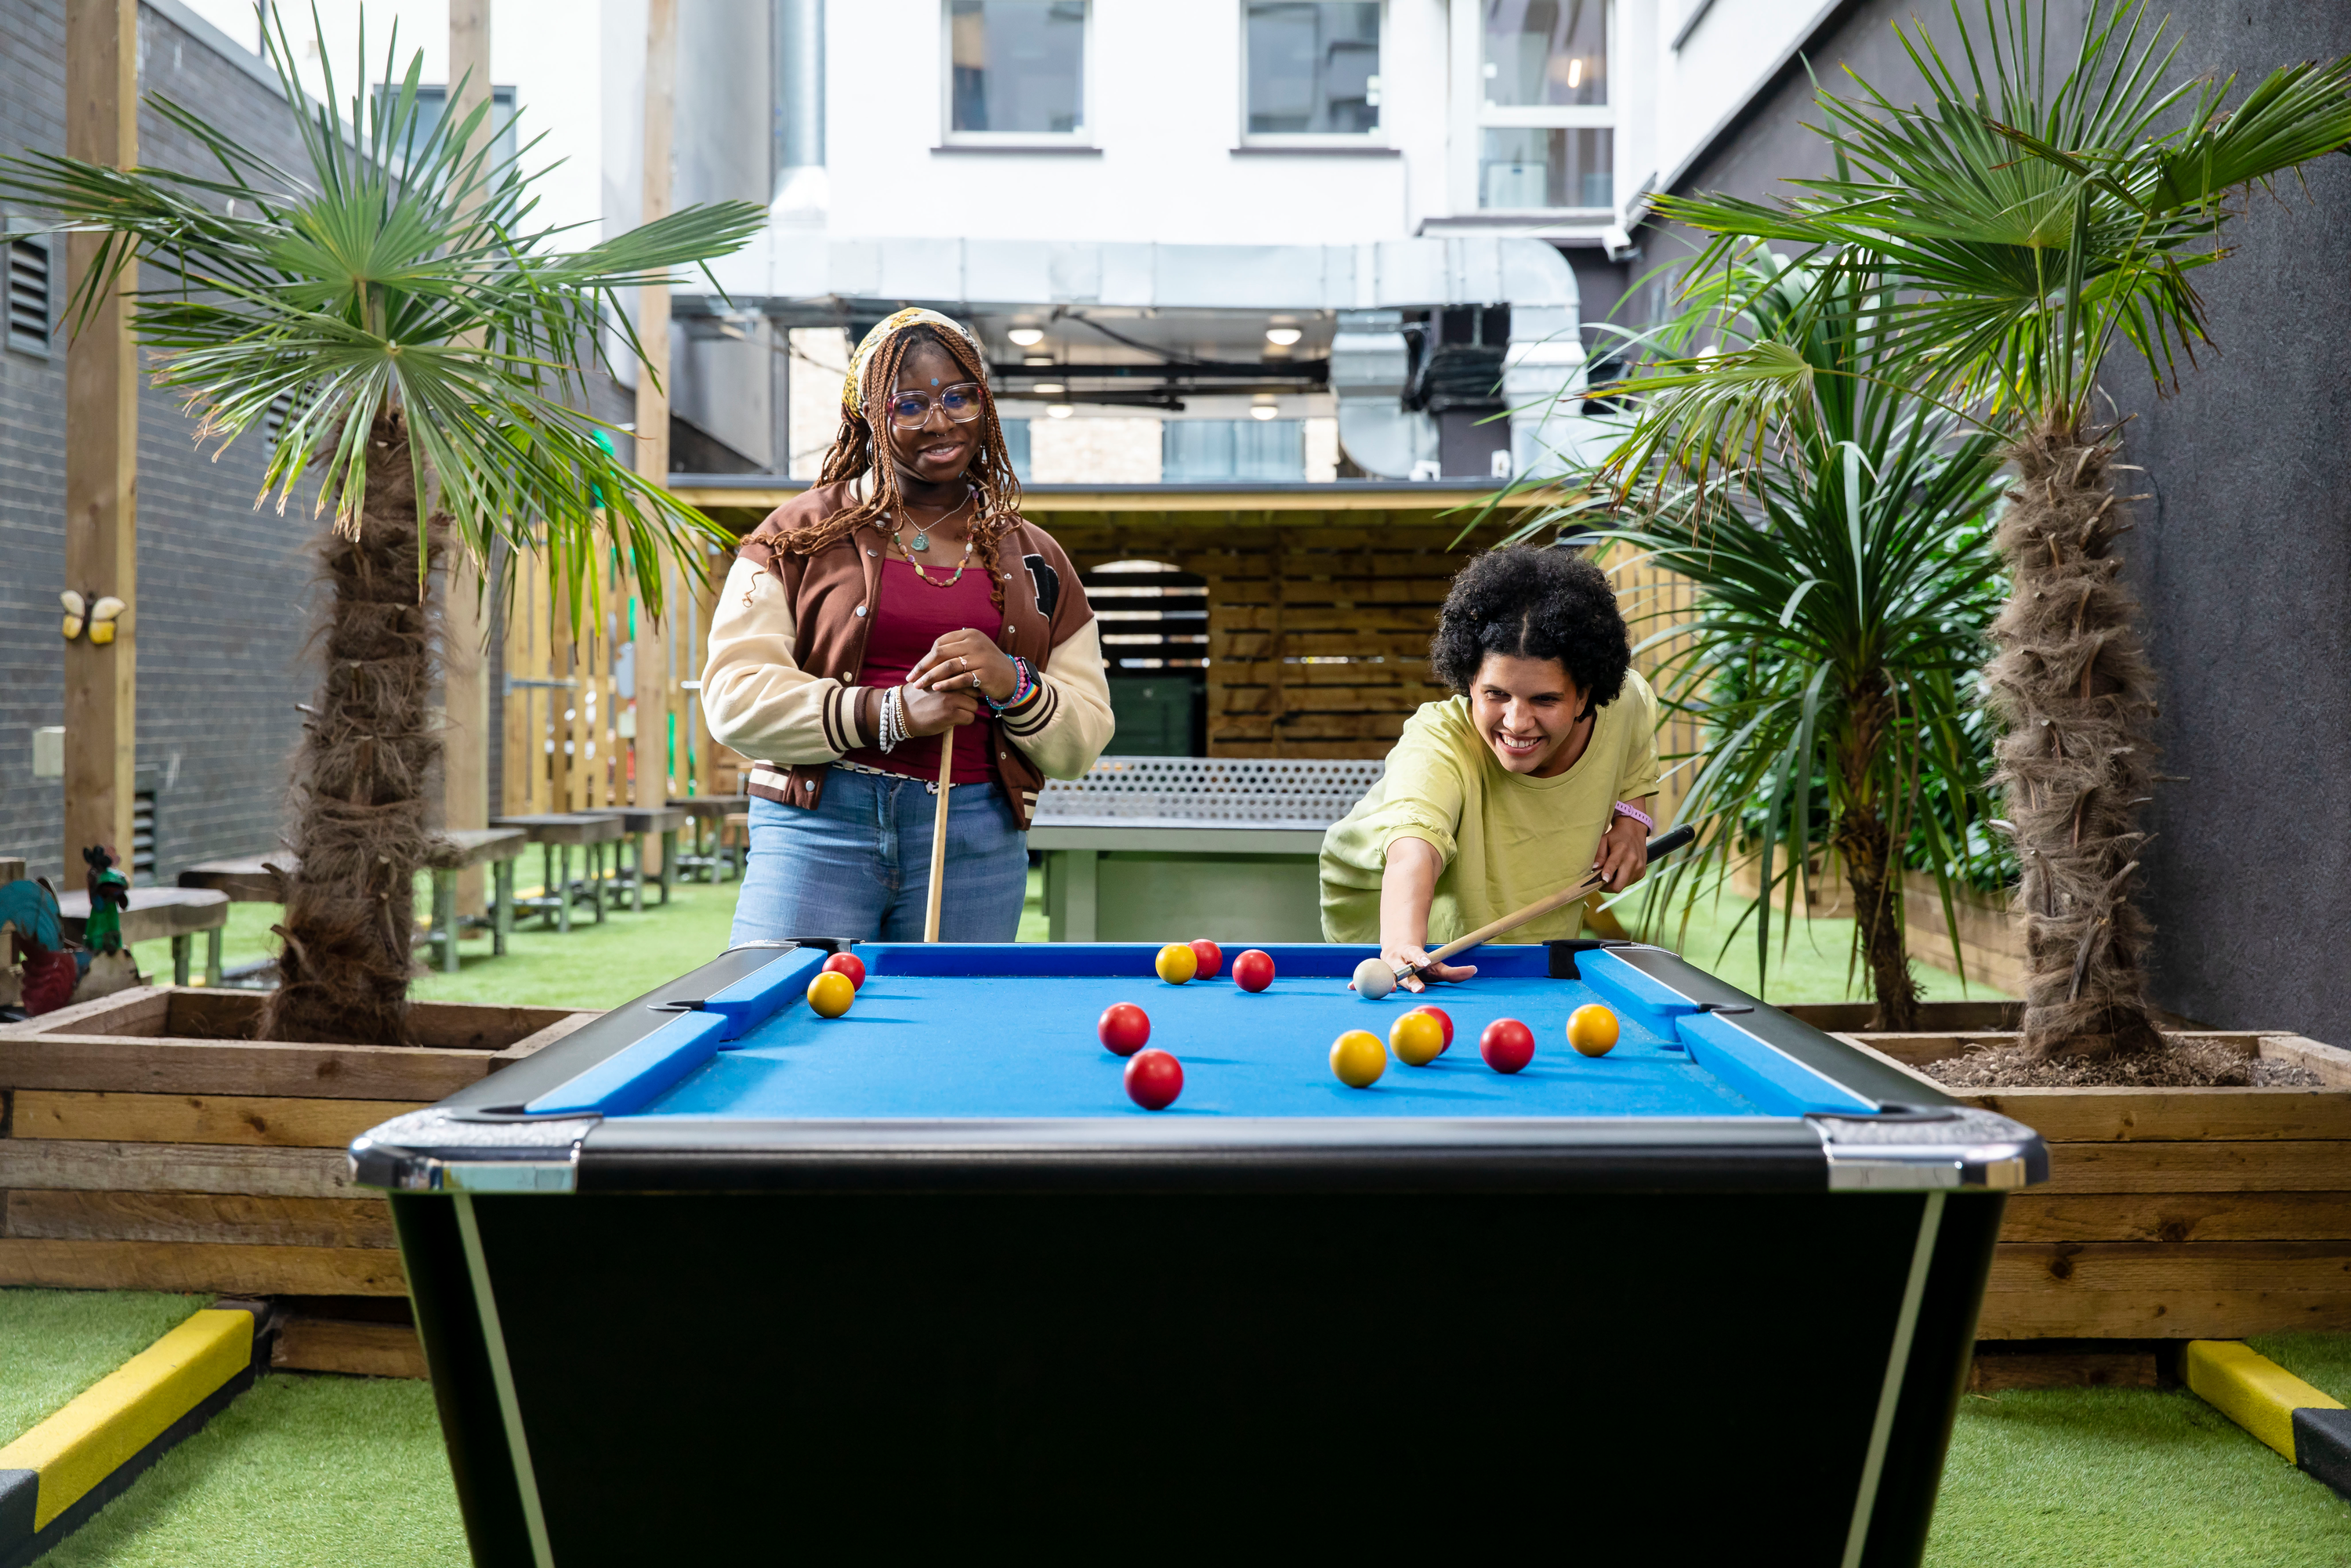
794, 323, 1026, 610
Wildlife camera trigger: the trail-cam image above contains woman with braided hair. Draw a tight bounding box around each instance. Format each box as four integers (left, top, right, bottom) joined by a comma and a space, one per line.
702, 309, 1114, 943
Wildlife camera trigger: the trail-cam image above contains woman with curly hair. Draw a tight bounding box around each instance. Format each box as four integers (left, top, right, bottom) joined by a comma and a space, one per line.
701, 309, 1114, 943
1320, 545, 1659, 990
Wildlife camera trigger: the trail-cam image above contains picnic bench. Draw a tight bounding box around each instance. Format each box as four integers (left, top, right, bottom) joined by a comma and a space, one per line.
490, 813, 626, 933
668, 795, 751, 883
56, 886, 230, 986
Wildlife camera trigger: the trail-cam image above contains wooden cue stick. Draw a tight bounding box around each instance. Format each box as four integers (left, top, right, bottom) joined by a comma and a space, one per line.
1398, 824, 1695, 979
923, 724, 955, 942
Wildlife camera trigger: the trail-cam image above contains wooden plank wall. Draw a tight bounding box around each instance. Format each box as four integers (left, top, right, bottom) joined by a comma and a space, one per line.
1040, 509, 1518, 759
501, 542, 723, 814
1600, 545, 1701, 831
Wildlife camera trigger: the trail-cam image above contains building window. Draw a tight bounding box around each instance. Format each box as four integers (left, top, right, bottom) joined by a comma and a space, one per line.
947, 1, 1089, 142
1484, 0, 1606, 106
999, 417, 1033, 482
1244, 2, 1382, 142
6, 230, 50, 360
1163, 419, 1306, 483
376, 84, 520, 172
1474, 0, 1614, 212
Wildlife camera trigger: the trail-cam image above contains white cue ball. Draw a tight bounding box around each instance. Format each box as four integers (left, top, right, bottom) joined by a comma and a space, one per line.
1353, 957, 1396, 1000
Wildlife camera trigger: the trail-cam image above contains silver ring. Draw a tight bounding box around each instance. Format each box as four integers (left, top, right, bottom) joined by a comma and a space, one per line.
972, 672, 984, 690
958, 656, 968, 670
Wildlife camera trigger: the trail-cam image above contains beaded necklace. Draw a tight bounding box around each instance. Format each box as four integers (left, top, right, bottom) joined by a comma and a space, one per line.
892, 492, 976, 588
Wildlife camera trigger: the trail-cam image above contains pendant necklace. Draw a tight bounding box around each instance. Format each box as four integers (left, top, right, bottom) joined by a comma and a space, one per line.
894, 491, 976, 588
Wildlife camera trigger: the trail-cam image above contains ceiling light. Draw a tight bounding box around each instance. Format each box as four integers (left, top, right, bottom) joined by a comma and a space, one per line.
1024, 355, 1055, 366
1008, 327, 1045, 347
1567, 57, 1583, 89
1249, 404, 1280, 422
1046, 404, 1074, 419
1264, 327, 1303, 347
1032, 382, 1066, 396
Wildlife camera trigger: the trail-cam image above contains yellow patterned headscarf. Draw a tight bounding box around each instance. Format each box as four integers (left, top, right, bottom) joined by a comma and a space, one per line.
842, 308, 991, 415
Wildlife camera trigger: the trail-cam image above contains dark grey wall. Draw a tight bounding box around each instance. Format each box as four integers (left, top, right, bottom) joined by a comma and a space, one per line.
0, 1, 320, 882
1657, 0, 2351, 1041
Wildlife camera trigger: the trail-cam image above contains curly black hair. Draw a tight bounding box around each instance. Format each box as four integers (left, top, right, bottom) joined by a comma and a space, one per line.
1429, 545, 1632, 711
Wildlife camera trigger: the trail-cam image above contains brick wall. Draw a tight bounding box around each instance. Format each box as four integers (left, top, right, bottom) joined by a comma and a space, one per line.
0, 2, 321, 882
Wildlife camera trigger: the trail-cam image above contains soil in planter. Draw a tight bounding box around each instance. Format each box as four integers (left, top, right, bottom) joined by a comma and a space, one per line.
1921, 1036, 2324, 1089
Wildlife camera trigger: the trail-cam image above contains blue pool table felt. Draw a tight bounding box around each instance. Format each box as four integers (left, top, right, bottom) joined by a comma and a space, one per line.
640, 953, 1785, 1121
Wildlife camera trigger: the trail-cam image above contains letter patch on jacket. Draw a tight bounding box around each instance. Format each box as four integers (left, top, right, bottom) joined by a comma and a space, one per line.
1023, 553, 1061, 620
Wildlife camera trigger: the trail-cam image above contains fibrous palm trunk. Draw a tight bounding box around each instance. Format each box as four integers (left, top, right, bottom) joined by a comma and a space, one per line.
1986, 421, 2162, 1060
257, 409, 440, 1045
1835, 678, 1922, 1031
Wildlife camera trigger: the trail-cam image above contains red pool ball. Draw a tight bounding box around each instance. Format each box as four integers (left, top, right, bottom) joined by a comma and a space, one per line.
820, 952, 865, 990
1188, 940, 1224, 981
1479, 1018, 1536, 1074
1125, 1048, 1183, 1110
1232, 949, 1277, 993
1412, 1005, 1454, 1055
1097, 1002, 1151, 1057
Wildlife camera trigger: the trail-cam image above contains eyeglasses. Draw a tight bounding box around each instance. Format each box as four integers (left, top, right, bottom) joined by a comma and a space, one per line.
883, 382, 985, 429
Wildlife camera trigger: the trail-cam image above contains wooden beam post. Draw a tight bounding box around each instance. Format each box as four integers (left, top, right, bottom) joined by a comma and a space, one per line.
632, 0, 676, 825
441, 0, 494, 915
62, 0, 139, 882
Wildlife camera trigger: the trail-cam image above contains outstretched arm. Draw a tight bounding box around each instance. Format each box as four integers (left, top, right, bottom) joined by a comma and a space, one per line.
1375, 835, 1479, 994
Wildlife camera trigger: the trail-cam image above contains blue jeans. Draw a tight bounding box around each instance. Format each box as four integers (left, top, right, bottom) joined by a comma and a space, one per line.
731, 770, 1030, 945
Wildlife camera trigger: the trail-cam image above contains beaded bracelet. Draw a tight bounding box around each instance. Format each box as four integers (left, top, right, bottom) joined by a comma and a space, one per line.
987, 656, 1038, 714
878, 686, 907, 753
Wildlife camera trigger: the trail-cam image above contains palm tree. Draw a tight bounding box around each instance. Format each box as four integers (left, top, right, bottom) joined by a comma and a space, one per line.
1494, 256, 2006, 1027
2, 19, 763, 1045
1610, 2, 2351, 1058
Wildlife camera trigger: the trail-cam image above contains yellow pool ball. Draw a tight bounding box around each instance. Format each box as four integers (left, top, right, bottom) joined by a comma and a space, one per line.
1389, 1011, 1445, 1067
1567, 1003, 1620, 1057
807, 970, 857, 1019
1330, 1029, 1388, 1088
1155, 943, 1199, 985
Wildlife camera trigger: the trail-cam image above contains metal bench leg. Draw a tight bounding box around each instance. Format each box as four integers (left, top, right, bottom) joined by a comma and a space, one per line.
172, 932, 191, 987
434, 867, 460, 974
494, 858, 513, 956
632, 835, 647, 914
659, 829, 676, 906
557, 846, 573, 936
205, 926, 224, 987
541, 844, 557, 930
592, 842, 607, 924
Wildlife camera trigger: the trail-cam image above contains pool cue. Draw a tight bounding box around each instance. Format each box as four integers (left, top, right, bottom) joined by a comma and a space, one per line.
1396, 823, 1695, 981
923, 725, 956, 942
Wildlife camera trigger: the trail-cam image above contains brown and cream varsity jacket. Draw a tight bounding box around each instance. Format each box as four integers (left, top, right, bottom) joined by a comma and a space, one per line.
700, 483, 1115, 828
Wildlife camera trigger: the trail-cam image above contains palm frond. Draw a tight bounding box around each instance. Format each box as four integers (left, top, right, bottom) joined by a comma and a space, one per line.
0, 7, 766, 617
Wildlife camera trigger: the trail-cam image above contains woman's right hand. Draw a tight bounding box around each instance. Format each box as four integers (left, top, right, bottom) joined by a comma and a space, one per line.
900, 684, 980, 738
1381, 943, 1477, 994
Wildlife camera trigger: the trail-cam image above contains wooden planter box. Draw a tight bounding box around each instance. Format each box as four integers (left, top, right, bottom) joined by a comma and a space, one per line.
1833, 1025, 2351, 1340
0, 988, 595, 1300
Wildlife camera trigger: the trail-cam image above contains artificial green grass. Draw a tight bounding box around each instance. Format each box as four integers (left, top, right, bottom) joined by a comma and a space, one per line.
0, 1291, 205, 1447
2249, 1334, 2351, 1405
1629, 889, 2010, 1007
1927, 1382, 2351, 1566
42, 1374, 468, 1568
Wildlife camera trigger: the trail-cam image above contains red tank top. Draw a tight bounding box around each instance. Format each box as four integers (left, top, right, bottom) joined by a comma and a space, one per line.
842, 557, 1005, 786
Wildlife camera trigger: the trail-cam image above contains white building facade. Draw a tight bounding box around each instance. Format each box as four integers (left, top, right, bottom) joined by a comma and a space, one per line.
180, 0, 1837, 482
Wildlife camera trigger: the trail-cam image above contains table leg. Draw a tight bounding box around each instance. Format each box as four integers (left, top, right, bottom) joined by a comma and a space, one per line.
172, 932, 191, 987
632, 835, 647, 914
494, 858, 513, 957
205, 926, 224, 987
659, 829, 676, 907
540, 844, 556, 930
557, 845, 573, 936
434, 868, 460, 974
592, 842, 607, 924
1064, 850, 1099, 943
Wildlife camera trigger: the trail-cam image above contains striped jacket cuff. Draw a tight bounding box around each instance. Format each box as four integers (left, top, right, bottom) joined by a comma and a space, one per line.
1000, 679, 1060, 738
818, 683, 863, 757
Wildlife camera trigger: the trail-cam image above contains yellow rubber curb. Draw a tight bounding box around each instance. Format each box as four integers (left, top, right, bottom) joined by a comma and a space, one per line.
2183, 1339, 2344, 1461
0, 1307, 254, 1530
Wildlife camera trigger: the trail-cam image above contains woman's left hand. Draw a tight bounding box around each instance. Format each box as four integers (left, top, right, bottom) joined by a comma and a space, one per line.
909, 629, 1019, 704
1593, 813, 1649, 892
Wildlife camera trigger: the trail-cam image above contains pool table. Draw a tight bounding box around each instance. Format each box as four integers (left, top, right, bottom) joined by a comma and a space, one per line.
353, 940, 2046, 1566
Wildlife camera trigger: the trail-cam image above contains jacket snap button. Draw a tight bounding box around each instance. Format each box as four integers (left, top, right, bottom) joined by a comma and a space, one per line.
802, 780, 814, 791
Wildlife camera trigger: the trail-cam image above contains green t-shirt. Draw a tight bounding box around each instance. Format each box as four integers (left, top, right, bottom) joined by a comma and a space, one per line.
1318, 675, 1661, 945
